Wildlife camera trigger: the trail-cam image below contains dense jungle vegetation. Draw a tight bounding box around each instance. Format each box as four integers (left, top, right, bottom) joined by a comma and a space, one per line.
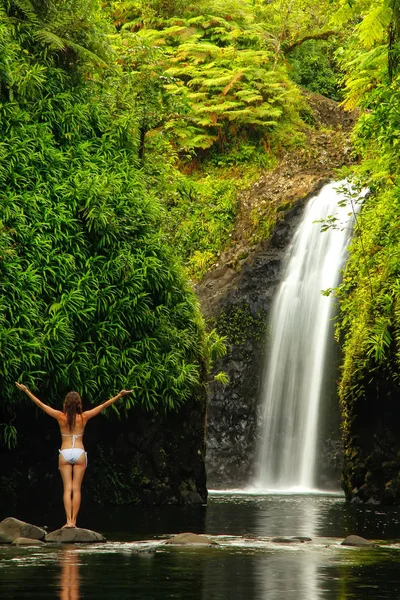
1, 0, 400, 451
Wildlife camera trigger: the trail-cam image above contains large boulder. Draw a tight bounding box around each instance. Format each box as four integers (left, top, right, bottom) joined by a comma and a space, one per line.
45, 527, 105, 543
0, 517, 46, 544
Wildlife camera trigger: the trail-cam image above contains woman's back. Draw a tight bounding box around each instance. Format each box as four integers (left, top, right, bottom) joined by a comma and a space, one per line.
59, 413, 85, 450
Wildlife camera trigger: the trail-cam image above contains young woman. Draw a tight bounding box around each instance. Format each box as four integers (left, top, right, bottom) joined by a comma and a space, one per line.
15, 382, 132, 528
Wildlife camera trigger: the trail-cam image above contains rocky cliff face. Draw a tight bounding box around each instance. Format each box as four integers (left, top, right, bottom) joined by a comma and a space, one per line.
342, 371, 400, 505
197, 93, 357, 489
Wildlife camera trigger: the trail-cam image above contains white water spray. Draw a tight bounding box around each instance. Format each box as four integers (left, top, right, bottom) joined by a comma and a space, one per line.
254, 181, 359, 491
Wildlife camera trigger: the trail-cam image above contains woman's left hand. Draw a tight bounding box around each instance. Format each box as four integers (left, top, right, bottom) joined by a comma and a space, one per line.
15, 382, 28, 392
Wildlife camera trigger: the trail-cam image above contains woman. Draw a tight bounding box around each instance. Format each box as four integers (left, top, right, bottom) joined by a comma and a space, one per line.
15, 382, 132, 528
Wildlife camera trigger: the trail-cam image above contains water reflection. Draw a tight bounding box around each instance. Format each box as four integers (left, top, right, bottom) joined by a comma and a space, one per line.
3, 496, 400, 600
204, 493, 400, 600
59, 549, 80, 600
256, 498, 321, 600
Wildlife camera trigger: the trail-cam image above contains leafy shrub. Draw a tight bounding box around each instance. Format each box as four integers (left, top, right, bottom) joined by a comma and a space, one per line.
288, 39, 343, 101
0, 0, 205, 428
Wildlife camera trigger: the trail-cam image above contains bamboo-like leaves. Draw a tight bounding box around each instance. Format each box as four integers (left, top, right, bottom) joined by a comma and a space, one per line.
0, 0, 205, 434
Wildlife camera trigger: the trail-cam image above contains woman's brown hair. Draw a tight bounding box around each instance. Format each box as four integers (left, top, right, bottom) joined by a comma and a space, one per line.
63, 391, 83, 431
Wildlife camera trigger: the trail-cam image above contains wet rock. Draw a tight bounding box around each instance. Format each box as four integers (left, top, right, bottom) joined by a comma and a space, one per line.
12, 537, 46, 546
0, 517, 46, 544
165, 533, 218, 546
45, 527, 106, 543
291, 536, 312, 542
341, 535, 379, 547
271, 537, 299, 544
366, 497, 381, 506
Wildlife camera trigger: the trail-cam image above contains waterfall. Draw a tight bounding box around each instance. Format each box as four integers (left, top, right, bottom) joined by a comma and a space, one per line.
255, 181, 359, 491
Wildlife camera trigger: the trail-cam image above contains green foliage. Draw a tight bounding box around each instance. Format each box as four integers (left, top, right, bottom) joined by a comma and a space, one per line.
335, 70, 400, 422
0, 423, 17, 448
0, 0, 206, 435
165, 173, 238, 277
110, 1, 306, 154
288, 39, 343, 101
336, 184, 400, 418
335, 0, 392, 109
214, 371, 229, 384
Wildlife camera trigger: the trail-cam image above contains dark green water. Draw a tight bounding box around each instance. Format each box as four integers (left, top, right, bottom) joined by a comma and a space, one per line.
2, 492, 400, 599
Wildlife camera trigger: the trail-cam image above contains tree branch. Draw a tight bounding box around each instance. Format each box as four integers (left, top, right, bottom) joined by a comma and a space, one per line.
284, 30, 338, 54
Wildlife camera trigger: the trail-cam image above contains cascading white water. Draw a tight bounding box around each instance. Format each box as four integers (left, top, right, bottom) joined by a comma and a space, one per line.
255, 181, 359, 491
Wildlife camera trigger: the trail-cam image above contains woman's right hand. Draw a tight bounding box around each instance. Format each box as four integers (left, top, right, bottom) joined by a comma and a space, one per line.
119, 389, 133, 397
15, 382, 28, 392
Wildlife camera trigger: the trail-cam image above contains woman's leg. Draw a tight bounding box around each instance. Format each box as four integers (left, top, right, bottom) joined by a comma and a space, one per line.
59, 456, 74, 527
71, 455, 86, 527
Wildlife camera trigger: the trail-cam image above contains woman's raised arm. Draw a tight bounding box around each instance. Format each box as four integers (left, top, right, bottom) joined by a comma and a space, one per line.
15, 382, 63, 420
83, 389, 133, 421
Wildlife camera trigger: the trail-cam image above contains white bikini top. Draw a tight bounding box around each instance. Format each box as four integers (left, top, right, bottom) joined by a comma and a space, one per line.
61, 433, 83, 447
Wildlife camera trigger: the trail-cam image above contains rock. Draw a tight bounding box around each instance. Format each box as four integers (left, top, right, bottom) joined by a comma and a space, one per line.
366, 497, 381, 505
165, 532, 218, 546
271, 536, 312, 544
350, 496, 363, 505
0, 517, 46, 544
341, 535, 379, 547
45, 527, 106, 543
12, 537, 46, 546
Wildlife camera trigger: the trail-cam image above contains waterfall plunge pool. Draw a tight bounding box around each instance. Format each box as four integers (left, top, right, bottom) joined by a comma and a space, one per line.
2, 492, 400, 599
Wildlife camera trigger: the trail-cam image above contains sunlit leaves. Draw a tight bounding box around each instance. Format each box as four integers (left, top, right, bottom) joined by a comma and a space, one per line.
0, 0, 206, 430
112, 2, 304, 153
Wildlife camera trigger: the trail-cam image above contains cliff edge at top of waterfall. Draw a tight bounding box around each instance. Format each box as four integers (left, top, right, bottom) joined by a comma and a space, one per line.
196, 92, 358, 316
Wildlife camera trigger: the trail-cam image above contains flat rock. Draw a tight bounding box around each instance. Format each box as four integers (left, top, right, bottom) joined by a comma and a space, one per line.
341, 535, 379, 547
45, 527, 106, 543
165, 533, 218, 546
0, 517, 46, 544
12, 537, 46, 546
271, 537, 299, 544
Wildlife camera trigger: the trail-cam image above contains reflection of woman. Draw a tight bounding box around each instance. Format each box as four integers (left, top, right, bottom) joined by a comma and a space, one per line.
15, 383, 132, 528
59, 549, 80, 600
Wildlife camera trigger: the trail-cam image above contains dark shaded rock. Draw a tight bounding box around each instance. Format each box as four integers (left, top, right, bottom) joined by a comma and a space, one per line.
291, 536, 312, 542
165, 532, 218, 546
0, 391, 207, 510
271, 537, 299, 544
45, 527, 105, 543
0, 517, 46, 544
341, 535, 379, 547
342, 378, 400, 505
12, 537, 46, 546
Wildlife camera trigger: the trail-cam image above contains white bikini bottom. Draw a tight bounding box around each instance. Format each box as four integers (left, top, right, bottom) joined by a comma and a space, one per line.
59, 448, 88, 466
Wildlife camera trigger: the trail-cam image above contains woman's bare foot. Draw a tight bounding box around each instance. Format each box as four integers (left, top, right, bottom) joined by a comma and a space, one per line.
61, 523, 76, 529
